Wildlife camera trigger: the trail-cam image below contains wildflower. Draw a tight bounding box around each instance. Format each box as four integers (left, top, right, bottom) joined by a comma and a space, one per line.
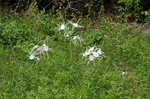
42, 44, 49, 52
82, 46, 104, 61
30, 45, 39, 54
89, 55, 95, 61
29, 44, 50, 60
92, 52, 99, 57
72, 35, 80, 40
122, 71, 128, 76
29, 54, 35, 60
82, 47, 94, 57
33, 45, 39, 49
72, 23, 79, 27
83, 50, 91, 57
64, 33, 70, 38
35, 57, 40, 61
88, 47, 95, 53
29, 54, 40, 61
59, 24, 66, 30
72, 35, 83, 43
68, 21, 83, 28
96, 48, 104, 55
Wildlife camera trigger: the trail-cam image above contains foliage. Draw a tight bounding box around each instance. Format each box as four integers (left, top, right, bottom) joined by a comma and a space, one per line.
0, 13, 150, 98
1, 0, 150, 22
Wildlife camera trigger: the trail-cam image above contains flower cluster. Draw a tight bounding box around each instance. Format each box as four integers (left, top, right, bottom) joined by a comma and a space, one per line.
59, 20, 83, 43
29, 44, 50, 60
82, 46, 104, 61
28, 20, 104, 63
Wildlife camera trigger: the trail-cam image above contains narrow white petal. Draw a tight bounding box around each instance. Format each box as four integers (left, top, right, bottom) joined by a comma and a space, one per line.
97, 49, 104, 55
42, 44, 49, 52
29, 55, 35, 60
64, 33, 69, 37
89, 55, 95, 61
92, 52, 99, 57
88, 47, 95, 52
60, 24, 66, 30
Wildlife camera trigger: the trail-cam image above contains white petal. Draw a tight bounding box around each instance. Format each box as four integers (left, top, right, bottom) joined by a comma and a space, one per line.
36, 57, 40, 61
92, 52, 99, 57
60, 24, 65, 30
33, 45, 39, 49
72, 35, 80, 40
42, 44, 49, 52
83, 50, 91, 56
29, 55, 35, 60
97, 49, 104, 55
64, 33, 69, 37
68, 21, 82, 28
89, 55, 95, 61
30, 45, 39, 54
88, 47, 95, 52
72, 36, 77, 40
72, 23, 78, 27
122, 71, 127, 76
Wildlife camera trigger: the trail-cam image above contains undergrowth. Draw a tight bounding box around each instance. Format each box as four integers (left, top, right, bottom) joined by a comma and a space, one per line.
0, 13, 150, 99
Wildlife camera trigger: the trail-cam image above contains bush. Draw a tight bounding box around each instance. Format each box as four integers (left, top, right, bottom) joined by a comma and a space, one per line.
1, 0, 150, 22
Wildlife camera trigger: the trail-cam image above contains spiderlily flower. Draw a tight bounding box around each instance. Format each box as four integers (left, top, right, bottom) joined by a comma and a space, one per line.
68, 21, 83, 28
29, 54, 35, 60
72, 35, 83, 44
59, 24, 66, 30
82, 46, 104, 61
29, 44, 50, 60
42, 44, 49, 52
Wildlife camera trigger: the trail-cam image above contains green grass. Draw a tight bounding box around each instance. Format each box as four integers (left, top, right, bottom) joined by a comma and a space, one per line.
0, 14, 150, 99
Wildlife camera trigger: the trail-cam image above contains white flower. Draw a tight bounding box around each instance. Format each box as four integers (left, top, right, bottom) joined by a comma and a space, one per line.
68, 21, 82, 28
72, 23, 79, 27
30, 45, 39, 54
72, 35, 82, 43
59, 24, 66, 30
29, 54, 35, 60
35, 57, 40, 61
64, 33, 70, 38
72, 35, 79, 40
92, 52, 99, 57
82, 46, 104, 61
42, 44, 49, 52
122, 71, 127, 76
88, 47, 95, 52
89, 55, 95, 61
83, 50, 91, 57
82, 47, 94, 57
96, 48, 104, 55
29, 54, 40, 61
29, 44, 50, 60
33, 45, 39, 49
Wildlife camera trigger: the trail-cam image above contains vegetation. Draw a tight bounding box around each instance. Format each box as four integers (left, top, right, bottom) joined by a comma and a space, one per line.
0, 0, 150, 98
1, 0, 150, 22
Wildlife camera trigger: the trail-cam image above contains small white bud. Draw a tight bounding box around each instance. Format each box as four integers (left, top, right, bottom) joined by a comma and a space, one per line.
29, 55, 35, 60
